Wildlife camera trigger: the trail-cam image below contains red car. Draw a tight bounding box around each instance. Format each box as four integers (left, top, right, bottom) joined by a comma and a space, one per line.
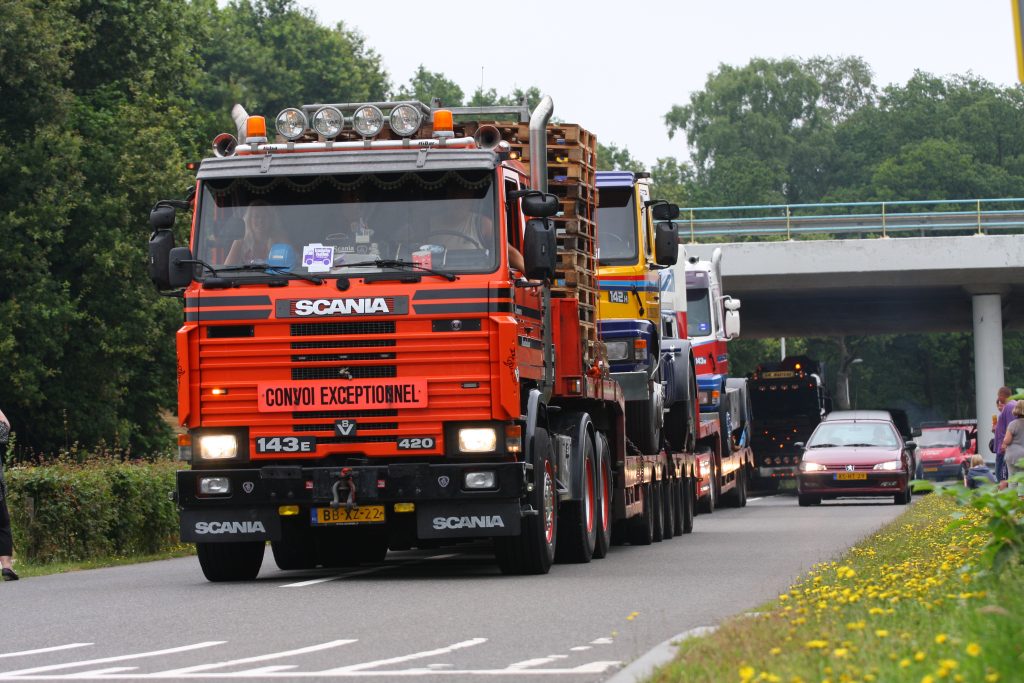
915, 421, 977, 482
796, 411, 916, 506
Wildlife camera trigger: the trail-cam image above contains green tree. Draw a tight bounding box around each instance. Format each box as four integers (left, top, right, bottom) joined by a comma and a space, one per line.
398, 65, 464, 106
596, 142, 645, 172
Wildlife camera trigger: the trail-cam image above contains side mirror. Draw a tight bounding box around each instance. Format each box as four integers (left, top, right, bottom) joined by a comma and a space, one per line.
519, 191, 560, 218
168, 246, 195, 289
724, 309, 740, 340
654, 221, 679, 266
148, 230, 176, 289
723, 296, 741, 312
150, 205, 176, 231
523, 218, 556, 281
651, 202, 680, 220
905, 441, 918, 451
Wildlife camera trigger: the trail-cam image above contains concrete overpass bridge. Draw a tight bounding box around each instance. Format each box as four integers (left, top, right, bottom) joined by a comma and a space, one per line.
681, 197, 1024, 456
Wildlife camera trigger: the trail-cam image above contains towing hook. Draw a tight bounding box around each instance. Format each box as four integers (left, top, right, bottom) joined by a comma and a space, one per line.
329, 470, 358, 511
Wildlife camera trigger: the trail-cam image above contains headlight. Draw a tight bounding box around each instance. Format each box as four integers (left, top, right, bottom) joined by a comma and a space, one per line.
800, 461, 827, 472
198, 434, 238, 460
276, 108, 307, 140
873, 460, 903, 471
458, 428, 497, 453
605, 341, 630, 361
389, 104, 423, 136
199, 477, 230, 495
464, 471, 497, 489
352, 105, 385, 137
944, 457, 958, 464
312, 106, 344, 138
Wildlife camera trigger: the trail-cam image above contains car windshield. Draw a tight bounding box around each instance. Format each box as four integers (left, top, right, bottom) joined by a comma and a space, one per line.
687, 287, 712, 337
193, 170, 497, 277
596, 186, 637, 265
750, 383, 822, 418
807, 422, 899, 449
917, 429, 961, 448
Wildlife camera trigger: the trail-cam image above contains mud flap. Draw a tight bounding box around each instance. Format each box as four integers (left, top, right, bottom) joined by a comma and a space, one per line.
180, 508, 281, 543
417, 501, 522, 539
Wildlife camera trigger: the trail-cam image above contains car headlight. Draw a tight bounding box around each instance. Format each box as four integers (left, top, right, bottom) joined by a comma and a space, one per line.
944, 457, 958, 464
198, 434, 238, 460
873, 460, 903, 471
458, 427, 497, 453
799, 461, 827, 472
605, 341, 630, 361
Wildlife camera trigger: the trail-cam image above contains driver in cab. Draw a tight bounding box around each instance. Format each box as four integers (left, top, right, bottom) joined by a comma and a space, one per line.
431, 211, 525, 273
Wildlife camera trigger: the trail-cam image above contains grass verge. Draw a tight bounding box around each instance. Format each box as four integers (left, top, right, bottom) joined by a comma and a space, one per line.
651, 493, 1021, 683
7, 545, 196, 579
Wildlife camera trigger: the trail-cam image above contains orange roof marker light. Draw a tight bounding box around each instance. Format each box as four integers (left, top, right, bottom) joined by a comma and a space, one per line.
245, 115, 268, 144
433, 109, 454, 139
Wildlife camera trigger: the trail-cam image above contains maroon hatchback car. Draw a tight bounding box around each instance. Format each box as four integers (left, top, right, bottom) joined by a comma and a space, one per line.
796, 411, 917, 506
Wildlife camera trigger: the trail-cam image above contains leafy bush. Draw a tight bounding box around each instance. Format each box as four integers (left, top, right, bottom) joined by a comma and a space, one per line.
5, 458, 179, 563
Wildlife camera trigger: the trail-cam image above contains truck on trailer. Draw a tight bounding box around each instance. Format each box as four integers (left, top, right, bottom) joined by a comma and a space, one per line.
148, 97, 722, 581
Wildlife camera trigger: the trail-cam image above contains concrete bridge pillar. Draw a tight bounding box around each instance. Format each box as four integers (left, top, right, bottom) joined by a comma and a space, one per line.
972, 291, 1007, 464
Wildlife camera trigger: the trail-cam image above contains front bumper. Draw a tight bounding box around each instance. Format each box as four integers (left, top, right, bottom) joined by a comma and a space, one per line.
797, 471, 908, 496
178, 461, 529, 542
918, 462, 964, 481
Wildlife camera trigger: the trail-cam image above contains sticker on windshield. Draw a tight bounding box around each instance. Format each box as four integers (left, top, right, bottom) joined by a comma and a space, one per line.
302, 243, 335, 273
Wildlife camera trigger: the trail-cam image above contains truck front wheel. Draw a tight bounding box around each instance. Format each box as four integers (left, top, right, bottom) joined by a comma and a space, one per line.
197, 541, 265, 582
593, 434, 613, 559
495, 428, 557, 575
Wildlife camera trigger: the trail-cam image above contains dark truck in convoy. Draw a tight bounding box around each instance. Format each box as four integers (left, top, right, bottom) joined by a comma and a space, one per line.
748, 356, 832, 490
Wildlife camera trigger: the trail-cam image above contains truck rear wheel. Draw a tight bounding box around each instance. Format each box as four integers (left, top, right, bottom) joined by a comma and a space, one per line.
271, 517, 318, 570
626, 397, 660, 455
665, 402, 694, 453
495, 428, 557, 575
627, 483, 654, 546
593, 436, 613, 559
661, 477, 675, 540
197, 541, 265, 582
556, 434, 598, 564
698, 458, 718, 514
681, 477, 695, 533
651, 479, 665, 542
722, 466, 748, 508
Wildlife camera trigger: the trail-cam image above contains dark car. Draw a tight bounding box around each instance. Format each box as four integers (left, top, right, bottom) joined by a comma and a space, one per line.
797, 411, 917, 506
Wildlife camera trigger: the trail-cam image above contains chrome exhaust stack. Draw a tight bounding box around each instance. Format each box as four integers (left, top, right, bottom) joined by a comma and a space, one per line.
529, 96, 553, 194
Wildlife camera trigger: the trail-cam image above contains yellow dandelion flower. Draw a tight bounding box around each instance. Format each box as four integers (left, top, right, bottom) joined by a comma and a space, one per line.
769, 647, 782, 656
900, 659, 911, 668
875, 629, 889, 638
985, 673, 1000, 682
914, 651, 926, 662
804, 640, 829, 649
846, 621, 866, 630
739, 665, 756, 681
832, 648, 848, 658
966, 643, 981, 657
922, 676, 934, 683
935, 634, 948, 644
779, 594, 789, 601
940, 659, 958, 670
868, 607, 885, 615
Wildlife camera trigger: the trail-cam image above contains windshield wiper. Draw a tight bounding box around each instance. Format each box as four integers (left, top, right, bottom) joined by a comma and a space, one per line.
809, 443, 838, 448
216, 263, 324, 285
342, 259, 456, 282
845, 443, 878, 448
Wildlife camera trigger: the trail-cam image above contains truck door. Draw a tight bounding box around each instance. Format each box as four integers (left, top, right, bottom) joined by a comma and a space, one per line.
505, 172, 543, 381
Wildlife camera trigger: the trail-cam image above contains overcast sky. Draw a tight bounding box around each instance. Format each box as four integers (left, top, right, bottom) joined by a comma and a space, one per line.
298, 0, 1019, 167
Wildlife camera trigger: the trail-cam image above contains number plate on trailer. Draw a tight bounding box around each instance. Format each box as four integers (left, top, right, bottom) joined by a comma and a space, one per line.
310, 506, 385, 526
835, 472, 868, 481
762, 371, 795, 379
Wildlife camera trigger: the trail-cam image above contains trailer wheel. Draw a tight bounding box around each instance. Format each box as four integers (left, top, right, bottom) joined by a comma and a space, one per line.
626, 396, 660, 455
495, 428, 557, 574
698, 458, 718, 514
738, 467, 748, 507
669, 478, 683, 536
593, 438, 613, 559
662, 477, 675, 540
722, 465, 748, 508
651, 479, 665, 542
627, 483, 654, 546
665, 402, 694, 453
271, 517, 318, 570
197, 541, 265, 582
681, 477, 695, 534
556, 434, 598, 564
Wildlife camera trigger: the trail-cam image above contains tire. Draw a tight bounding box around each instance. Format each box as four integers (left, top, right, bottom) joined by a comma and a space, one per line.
670, 478, 684, 537
271, 517, 318, 570
626, 396, 660, 455
556, 434, 598, 564
314, 527, 360, 568
798, 494, 820, 507
895, 481, 912, 505
197, 541, 265, 582
627, 483, 654, 546
662, 477, 675, 540
651, 478, 665, 542
738, 467, 748, 507
495, 428, 558, 575
723, 466, 748, 508
681, 477, 695, 534
665, 402, 694, 453
698, 457, 717, 514
593, 441, 613, 559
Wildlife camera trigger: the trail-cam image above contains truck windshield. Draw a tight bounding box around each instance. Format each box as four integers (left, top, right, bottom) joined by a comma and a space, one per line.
917, 429, 961, 448
194, 170, 497, 276
596, 187, 637, 265
750, 387, 822, 419
687, 287, 712, 337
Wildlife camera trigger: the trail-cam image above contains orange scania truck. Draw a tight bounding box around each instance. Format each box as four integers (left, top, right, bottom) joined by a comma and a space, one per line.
148, 97, 721, 581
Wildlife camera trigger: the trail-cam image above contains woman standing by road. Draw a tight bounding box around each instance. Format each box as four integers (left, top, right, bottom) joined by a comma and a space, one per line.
1000, 401, 1024, 488
0, 407, 17, 580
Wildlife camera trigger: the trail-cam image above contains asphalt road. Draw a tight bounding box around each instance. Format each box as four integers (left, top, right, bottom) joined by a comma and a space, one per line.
0, 494, 910, 682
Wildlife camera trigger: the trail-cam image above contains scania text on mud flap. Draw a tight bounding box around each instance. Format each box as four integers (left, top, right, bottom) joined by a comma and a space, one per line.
149, 97, 729, 582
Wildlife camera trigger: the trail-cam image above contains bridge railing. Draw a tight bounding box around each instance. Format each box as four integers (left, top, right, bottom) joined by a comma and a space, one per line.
679, 197, 1024, 242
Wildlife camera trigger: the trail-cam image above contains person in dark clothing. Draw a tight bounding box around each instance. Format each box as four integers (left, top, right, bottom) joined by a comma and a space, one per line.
964, 453, 997, 489
0, 407, 16, 580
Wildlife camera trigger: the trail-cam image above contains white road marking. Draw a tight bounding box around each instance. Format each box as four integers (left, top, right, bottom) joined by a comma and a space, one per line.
0, 642, 225, 678
227, 666, 298, 675
149, 640, 356, 676
747, 496, 763, 502
318, 638, 487, 674
280, 554, 460, 588
590, 637, 614, 645
64, 668, 137, 678
506, 656, 566, 669
569, 646, 591, 652
0, 645, 93, 660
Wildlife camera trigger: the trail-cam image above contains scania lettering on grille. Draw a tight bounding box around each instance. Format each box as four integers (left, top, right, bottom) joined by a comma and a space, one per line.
277, 296, 408, 318
258, 379, 429, 412
432, 515, 506, 530
194, 521, 265, 535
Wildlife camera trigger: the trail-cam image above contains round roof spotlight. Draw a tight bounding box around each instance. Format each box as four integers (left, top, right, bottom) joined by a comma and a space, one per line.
275, 108, 307, 141
389, 104, 423, 137
312, 106, 344, 139
352, 105, 385, 137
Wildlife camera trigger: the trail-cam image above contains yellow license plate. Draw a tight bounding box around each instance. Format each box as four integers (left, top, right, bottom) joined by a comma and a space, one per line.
924, 467, 939, 473
835, 472, 867, 481
311, 506, 385, 525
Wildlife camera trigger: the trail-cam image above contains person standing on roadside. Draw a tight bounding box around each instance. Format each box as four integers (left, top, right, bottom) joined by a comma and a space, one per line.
1000, 400, 1024, 489
994, 386, 1017, 482
0, 407, 17, 580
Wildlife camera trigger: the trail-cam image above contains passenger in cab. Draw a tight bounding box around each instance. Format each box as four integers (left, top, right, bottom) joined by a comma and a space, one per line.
225, 200, 288, 265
